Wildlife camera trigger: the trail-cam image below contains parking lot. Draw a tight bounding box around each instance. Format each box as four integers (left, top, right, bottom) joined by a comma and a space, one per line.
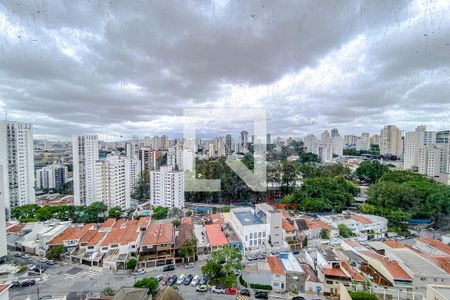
6, 256, 245, 300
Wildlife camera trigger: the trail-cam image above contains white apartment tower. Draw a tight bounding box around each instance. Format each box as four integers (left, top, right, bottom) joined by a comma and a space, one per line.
73, 134, 99, 206
380, 125, 403, 156
36, 163, 68, 190
0, 121, 35, 210
150, 165, 184, 209
304, 134, 319, 155
0, 165, 7, 262
95, 156, 140, 210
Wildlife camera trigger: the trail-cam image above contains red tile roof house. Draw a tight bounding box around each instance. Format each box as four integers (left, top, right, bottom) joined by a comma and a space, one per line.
139, 223, 175, 268
358, 250, 413, 291
316, 249, 365, 297
205, 223, 228, 251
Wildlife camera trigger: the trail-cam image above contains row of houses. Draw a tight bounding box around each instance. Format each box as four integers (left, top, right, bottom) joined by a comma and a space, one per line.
241, 237, 450, 299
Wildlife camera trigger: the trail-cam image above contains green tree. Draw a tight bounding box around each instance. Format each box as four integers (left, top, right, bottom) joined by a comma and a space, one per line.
172, 219, 181, 227
134, 277, 160, 295
185, 210, 193, 217
108, 206, 122, 218
338, 224, 353, 238
211, 245, 242, 275
132, 171, 150, 201
355, 160, 390, 183
320, 228, 330, 239
201, 261, 223, 279
46, 245, 64, 260
102, 287, 115, 296
127, 258, 137, 270
349, 291, 379, 300
178, 238, 197, 260
152, 207, 169, 220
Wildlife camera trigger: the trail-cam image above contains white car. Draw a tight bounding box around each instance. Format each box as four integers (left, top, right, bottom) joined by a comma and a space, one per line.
40, 258, 48, 263
132, 269, 145, 276
23, 254, 30, 259
176, 274, 185, 285
185, 262, 195, 269
191, 275, 200, 286
211, 286, 226, 294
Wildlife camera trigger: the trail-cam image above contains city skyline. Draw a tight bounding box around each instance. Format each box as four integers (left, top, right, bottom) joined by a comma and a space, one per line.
1, 0, 449, 140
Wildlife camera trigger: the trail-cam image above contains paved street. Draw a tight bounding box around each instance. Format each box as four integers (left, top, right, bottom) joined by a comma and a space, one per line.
5, 253, 325, 300
7, 258, 236, 300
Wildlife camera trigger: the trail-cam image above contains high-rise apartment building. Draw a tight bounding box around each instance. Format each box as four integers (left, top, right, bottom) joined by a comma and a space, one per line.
95, 156, 140, 210
404, 126, 437, 170
241, 131, 248, 146
73, 134, 99, 206
150, 165, 184, 209
0, 121, 35, 210
304, 134, 319, 155
344, 135, 358, 146
418, 144, 448, 177
225, 134, 232, 153
370, 134, 380, 146
0, 165, 7, 262
36, 163, 68, 190
380, 125, 403, 156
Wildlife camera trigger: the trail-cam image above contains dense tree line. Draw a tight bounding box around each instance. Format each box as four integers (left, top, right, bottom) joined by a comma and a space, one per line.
11, 202, 117, 223
365, 170, 450, 223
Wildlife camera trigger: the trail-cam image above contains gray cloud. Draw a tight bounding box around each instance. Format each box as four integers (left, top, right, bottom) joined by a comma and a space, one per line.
0, 0, 449, 140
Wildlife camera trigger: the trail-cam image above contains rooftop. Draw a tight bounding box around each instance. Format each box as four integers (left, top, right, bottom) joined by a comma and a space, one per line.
205, 224, 228, 247
418, 238, 450, 255
390, 248, 449, 277
279, 252, 304, 273
359, 250, 412, 281
142, 223, 174, 245
234, 211, 262, 226
267, 255, 285, 275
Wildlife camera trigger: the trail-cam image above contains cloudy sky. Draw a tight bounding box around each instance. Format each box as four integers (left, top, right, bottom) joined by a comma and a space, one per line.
1, 0, 449, 141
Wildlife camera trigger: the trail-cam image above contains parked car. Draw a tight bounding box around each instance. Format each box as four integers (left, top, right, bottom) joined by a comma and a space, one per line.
226, 288, 237, 295
185, 262, 195, 269
255, 291, 269, 299
20, 279, 36, 287
156, 274, 164, 281
292, 297, 306, 300
163, 264, 175, 272
183, 274, 193, 285
46, 260, 55, 265
160, 275, 170, 285
31, 266, 46, 273
247, 255, 258, 261
27, 264, 36, 270
10, 281, 21, 288
190, 275, 200, 286
40, 258, 48, 263
176, 274, 185, 285
22, 254, 30, 259
199, 276, 208, 285
168, 275, 177, 286
258, 254, 267, 260
240, 289, 251, 296
14, 253, 22, 257
132, 269, 145, 276
196, 284, 208, 292
211, 286, 226, 294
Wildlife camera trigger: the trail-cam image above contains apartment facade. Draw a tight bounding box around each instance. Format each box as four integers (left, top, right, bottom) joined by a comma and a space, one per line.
380, 125, 403, 156
73, 134, 99, 206
0, 166, 6, 263
95, 156, 139, 210
0, 121, 35, 210
150, 165, 184, 208
36, 163, 68, 190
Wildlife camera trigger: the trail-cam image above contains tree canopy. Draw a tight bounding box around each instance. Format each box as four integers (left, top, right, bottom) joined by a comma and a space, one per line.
355, 160, 390, 183
133, 277, 160, 295
152, 206, 169, 220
